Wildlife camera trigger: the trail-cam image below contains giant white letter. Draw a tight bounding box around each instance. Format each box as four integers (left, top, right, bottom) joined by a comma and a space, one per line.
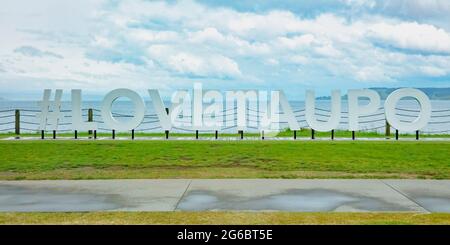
170, 90, 191, 128
38, 89, 63, 131
225, 90, 258, 130
279, 91, 300, 130
347, 89, 380, 131
259, 91, 280, 130
101, 89, 145, 131
148, 89, 172, 131
203, 90, 223, 129
71, 89, 97, 131
192, 83, 203, 129
305, 90, 341, 132
384, 88, 431, 131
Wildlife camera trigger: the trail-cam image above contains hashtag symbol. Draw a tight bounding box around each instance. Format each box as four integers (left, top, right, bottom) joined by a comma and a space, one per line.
37, 89, 63, 131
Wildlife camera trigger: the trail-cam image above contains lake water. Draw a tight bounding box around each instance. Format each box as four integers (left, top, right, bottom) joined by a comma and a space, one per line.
1, 100, 449, 134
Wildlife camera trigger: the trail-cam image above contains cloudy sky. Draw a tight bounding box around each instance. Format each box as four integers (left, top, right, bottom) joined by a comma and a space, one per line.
1, 0, 450, 100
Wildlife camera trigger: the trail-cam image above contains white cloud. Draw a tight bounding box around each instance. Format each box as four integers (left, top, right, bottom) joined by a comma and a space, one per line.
188, 27, 225, 43
14, 46, 63, 59
367, 22, 450, 54
188, 27, 271, 56
264, 58, 279, 66
91, 36, 116, 48
374, 0, 450, 19
420, 66, 447, 77
1, 0, 450, 97
288, 55, 309, 65
276, 34, 315, 50
315, 45, 342, 58
342, 0, 376, 8
130, 29, 180, 43
147, 44, 241, 78
168, 52, 241, 78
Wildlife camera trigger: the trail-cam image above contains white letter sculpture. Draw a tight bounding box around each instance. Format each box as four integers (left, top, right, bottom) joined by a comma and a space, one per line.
148, 89, 172, 131
101, 89, 145, 131
203, 90, 223, 129
71, 89, 97, 131
305, 90, 341, 132
278, 91, 300, 131
384, 88, 431, 132
38, 89, 63, 131
348, 89, 380, 131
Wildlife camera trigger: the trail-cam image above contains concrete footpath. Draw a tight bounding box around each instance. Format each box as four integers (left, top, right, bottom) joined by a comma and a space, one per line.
0, 179, 449, 213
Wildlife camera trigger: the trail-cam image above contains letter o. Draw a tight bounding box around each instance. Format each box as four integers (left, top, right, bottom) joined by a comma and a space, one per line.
101, 89, 145, 131
384, 88, 431, 131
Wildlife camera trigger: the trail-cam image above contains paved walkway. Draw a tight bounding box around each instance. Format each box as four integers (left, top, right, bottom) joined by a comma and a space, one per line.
1, 179, 449, 212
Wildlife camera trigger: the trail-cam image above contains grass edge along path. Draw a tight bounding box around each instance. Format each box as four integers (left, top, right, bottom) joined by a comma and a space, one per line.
0, 212, 449, 225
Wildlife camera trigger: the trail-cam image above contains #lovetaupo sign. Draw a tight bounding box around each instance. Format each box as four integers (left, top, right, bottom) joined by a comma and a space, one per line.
38, 83, 431, 134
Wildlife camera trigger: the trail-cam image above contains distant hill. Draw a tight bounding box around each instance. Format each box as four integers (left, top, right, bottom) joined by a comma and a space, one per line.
370, 87, 450, 100
317, 88, 450, 100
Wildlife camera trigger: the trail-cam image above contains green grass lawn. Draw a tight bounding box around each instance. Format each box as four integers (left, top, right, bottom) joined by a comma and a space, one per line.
0, 140, 449, 180
1, 212, 449, 225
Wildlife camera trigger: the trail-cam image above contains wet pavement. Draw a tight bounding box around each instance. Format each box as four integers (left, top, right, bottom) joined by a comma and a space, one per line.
0, 179, 449, 212
176, 189, 411, 212
0, 185, 122, 212
0, 180, 189, 211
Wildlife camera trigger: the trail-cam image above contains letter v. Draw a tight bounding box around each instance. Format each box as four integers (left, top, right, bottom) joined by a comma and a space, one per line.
148, 89, 172, 130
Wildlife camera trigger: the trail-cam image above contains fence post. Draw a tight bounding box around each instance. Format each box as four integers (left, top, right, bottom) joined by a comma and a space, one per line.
88, 108, 93, 135
15, 109, 20, 135
385, 120, 391, 139
164, 107, 169, 139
